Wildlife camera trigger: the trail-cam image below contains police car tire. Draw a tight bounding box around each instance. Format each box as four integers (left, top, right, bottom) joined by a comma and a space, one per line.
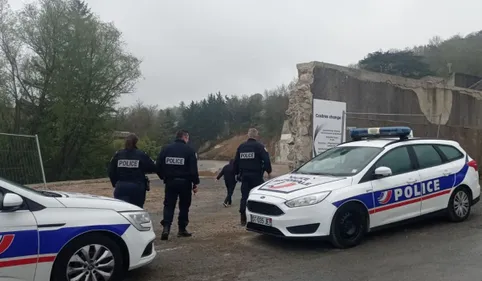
329, 203, 367, 249
51, 233, 124, 281
447, 186, 471, 222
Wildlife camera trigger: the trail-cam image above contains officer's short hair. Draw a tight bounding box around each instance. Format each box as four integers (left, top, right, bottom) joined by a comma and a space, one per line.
247, 128, 258, 139
125, 133, 138, 149
176, 129, 189, 139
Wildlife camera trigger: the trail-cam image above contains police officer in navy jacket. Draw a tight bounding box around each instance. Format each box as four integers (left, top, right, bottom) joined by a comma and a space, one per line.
108, 134, 157, 208
233, 128, 272, 226
156, 130, 200, 240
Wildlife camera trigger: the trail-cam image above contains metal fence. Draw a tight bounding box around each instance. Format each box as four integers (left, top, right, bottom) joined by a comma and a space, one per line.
0, 133, 47, 188
344, 112, 445, 140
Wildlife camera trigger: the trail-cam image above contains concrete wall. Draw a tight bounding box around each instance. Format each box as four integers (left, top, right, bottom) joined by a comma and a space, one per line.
452, 73, 482, 89
282, 61, 482, 170
274, 120, 291, 164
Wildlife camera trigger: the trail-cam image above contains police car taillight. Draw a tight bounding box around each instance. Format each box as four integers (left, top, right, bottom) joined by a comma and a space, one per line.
468, 160, 478, 171
349, 126, 412, 141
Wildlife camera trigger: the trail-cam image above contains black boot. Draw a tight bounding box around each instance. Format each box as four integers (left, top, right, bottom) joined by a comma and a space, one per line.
178, 227, 192, 238
240, 213, 247, 226
161, 225, 170, 241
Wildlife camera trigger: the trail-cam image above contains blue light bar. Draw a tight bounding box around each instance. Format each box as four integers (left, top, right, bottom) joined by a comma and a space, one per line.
349, 126, 412, 141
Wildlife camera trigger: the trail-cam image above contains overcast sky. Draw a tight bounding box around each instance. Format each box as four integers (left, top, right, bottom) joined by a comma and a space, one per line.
10, 0, 482, 108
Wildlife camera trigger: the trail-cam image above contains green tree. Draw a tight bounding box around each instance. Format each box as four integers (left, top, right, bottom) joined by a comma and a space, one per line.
422, 32, 482, 77
117, 100, 159, 139
157, 108, 178, 146
358, 50, 434, 79
260, 82, 293, 138
137, 136, 158, 159
0, 0, 141, 181
355, 30, 482, 78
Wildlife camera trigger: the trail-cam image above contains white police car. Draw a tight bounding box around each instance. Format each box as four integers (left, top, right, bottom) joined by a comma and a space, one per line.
0, 176, 156, 281
246, 127, 480, 248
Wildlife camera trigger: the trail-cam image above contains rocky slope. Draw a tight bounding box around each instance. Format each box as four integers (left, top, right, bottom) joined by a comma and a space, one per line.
198, 135, 278, 161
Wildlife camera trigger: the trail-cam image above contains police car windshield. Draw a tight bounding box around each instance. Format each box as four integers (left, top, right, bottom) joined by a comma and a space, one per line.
0, 176, 55, 196
294, 146, 383, 176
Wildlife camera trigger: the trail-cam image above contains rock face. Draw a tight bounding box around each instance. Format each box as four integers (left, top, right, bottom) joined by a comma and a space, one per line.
281, 61, 482, 170
285, 62, 315, 170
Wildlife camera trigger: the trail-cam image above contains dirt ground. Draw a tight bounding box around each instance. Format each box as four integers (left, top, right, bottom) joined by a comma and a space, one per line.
45, 163, 289, 215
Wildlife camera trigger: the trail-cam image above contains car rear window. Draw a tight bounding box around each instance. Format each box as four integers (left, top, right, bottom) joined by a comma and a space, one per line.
412, 145, 443, 169
436, 144, 464, 162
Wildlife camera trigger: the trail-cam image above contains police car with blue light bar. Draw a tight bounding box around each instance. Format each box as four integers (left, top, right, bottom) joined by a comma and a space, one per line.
246, 126, 480, 248
0, 177, 156, 281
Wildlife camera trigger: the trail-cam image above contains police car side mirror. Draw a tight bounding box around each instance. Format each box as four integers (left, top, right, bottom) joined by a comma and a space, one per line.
1, 193, 23, 212
374, 166, 392, 178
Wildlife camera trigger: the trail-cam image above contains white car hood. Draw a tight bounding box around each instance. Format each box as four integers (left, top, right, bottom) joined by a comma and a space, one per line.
251, 173, 353, 200
52, 191, 142, 211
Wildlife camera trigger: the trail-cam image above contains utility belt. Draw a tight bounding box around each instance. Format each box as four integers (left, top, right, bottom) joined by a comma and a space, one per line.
164, 177, 190, 184
117, 179, 149, 191
237, 169, 263, 181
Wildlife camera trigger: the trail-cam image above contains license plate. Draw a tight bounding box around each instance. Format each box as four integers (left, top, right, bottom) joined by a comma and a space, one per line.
250, 214, 272, 226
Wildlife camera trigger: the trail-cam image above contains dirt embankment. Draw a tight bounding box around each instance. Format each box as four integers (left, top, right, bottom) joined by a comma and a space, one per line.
199, 135, 278, 160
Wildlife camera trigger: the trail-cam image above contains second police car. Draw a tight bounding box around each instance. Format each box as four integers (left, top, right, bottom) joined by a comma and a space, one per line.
246, 127, 480, 248
0, 176, 156, 281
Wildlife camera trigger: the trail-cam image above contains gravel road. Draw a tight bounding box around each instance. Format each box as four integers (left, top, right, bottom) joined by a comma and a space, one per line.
124, 178, 482, 281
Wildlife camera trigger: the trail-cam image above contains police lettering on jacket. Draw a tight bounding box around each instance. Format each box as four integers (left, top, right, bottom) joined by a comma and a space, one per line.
233, 139, 272, 175
117, 159, 139, 168
108, 149, 156, 186
165, 157, 185, 165
240, 152, 255, 159
156, 140, 200, 184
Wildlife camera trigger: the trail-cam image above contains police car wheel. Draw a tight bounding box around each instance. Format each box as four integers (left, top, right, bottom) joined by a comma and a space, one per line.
447, 186, 471, 222
329, 203, 367, 249
51, 233, 124, 281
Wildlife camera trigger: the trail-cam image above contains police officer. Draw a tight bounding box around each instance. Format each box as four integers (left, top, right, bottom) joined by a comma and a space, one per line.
108, 134, 157, 208
156, 129, 200, 240
233, 128, 272, 226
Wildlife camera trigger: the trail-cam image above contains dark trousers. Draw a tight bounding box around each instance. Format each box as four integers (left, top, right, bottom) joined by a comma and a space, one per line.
224, 182, 236, 205
161, 179, 192, 229
114, 181, 146, 208
239, 175, 264, 214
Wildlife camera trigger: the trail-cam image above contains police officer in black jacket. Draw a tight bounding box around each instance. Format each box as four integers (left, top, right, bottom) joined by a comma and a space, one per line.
108, 134, 157, 208
233, 128, 272, 226
157, 130, 200, 240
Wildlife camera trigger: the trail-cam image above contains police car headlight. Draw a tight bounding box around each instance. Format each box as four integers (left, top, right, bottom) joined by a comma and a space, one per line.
120, 211, 152, 231
284, 191, 331, 208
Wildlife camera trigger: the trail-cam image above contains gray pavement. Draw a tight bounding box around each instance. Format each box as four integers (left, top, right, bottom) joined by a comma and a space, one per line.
125, 178, 482, 281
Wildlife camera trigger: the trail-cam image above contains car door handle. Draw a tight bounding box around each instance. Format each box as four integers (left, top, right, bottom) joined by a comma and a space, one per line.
443, 169, 450, 176
406, 178, 417, 184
